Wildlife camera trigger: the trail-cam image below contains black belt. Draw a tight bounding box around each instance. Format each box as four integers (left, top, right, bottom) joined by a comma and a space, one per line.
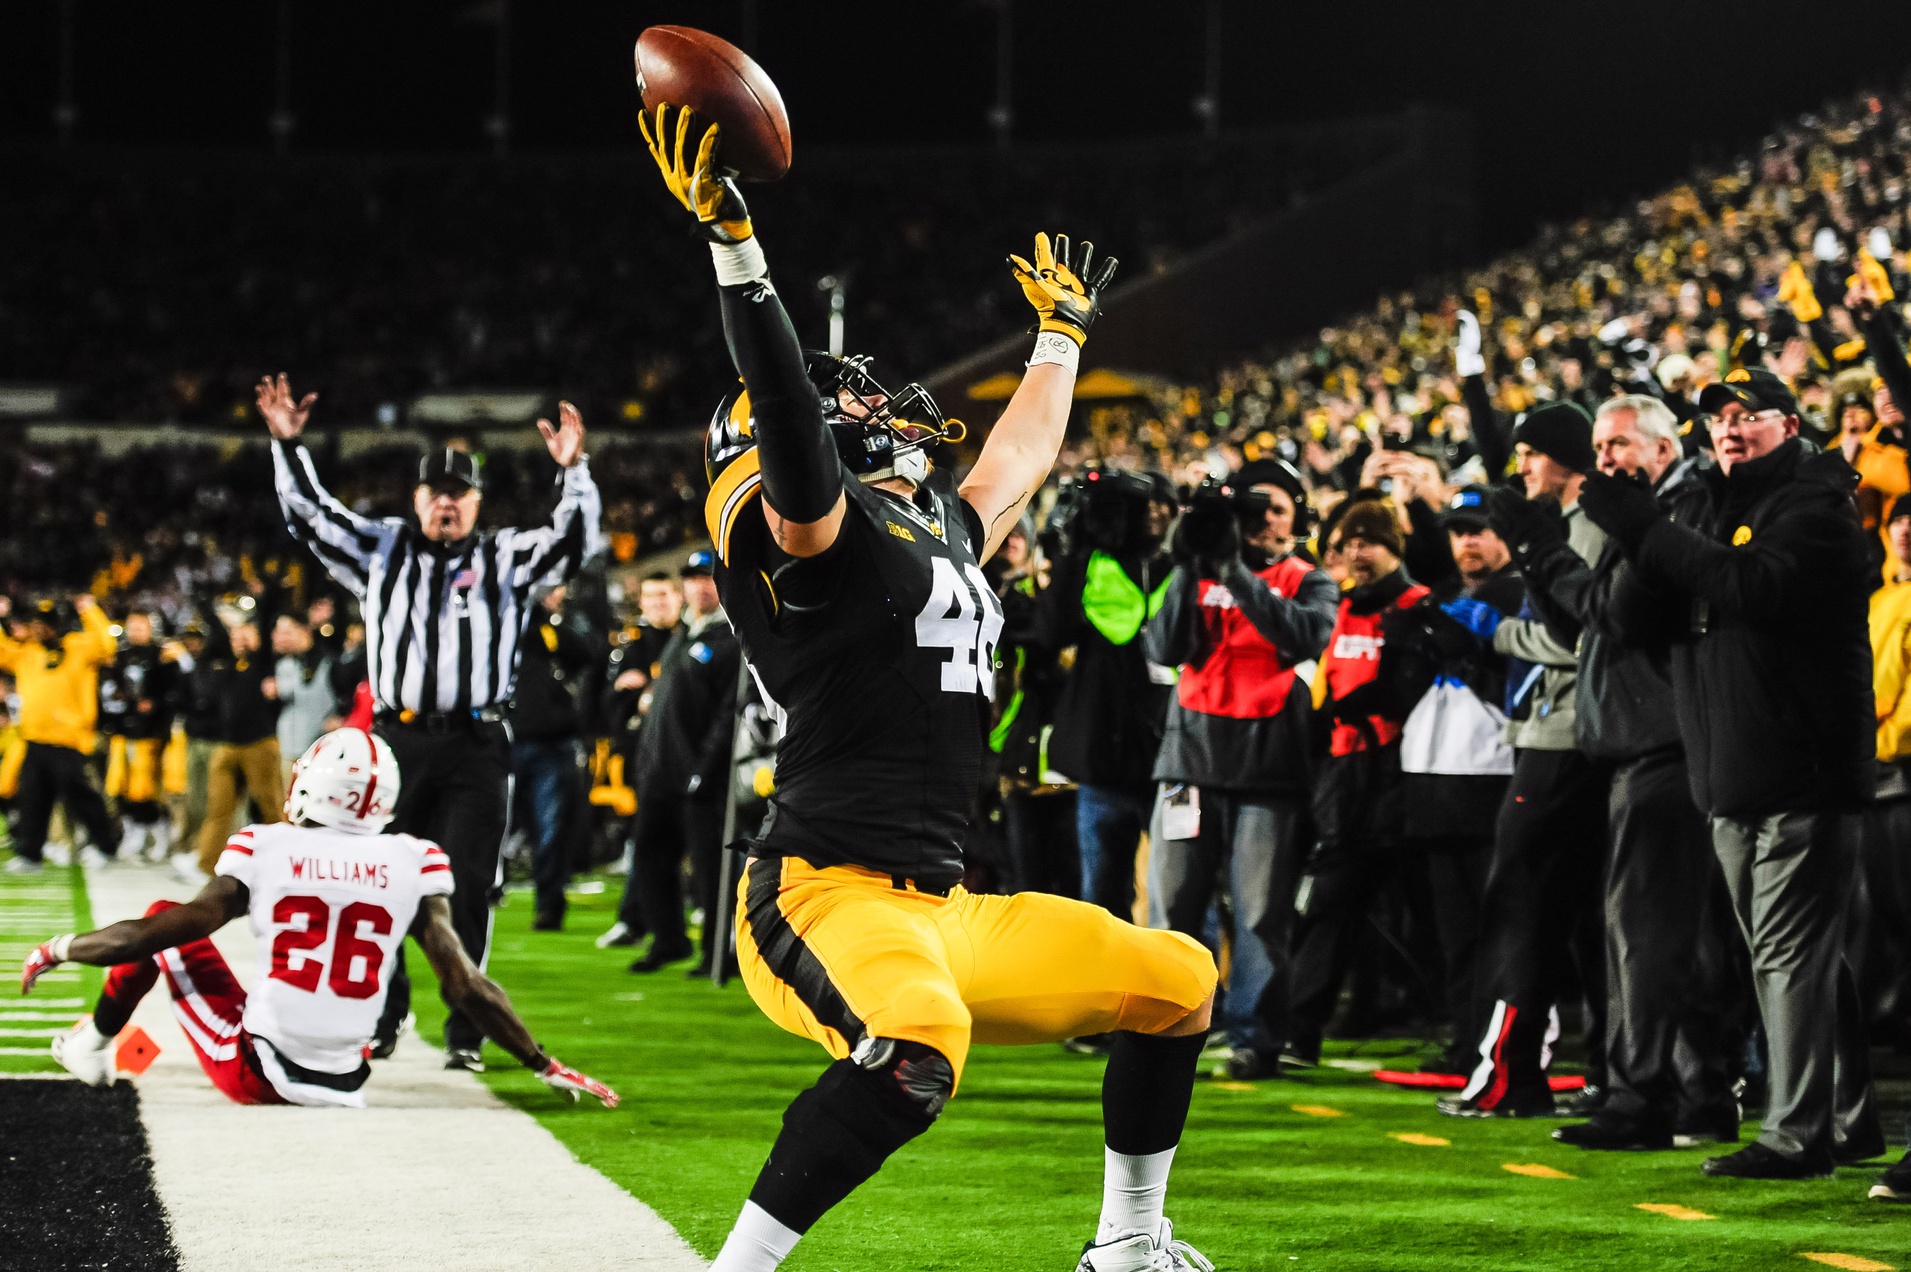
376, 707, 505, 736
889, 873, 954, 898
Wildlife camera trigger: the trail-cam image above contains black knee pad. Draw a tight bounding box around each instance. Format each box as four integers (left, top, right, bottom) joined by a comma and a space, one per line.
756, 1048, 950, 1231
850, 1036, 955, 1121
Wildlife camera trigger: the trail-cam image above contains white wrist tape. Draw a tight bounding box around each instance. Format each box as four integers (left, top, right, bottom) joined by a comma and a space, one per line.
49, 934, 74, 962
710, 238, 770, 288
1027, 331, 1081, 374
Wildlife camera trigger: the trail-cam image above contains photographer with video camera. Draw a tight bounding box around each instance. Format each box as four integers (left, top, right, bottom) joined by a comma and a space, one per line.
1038, 465, 1178, 919
1143, 460, 1339, 1078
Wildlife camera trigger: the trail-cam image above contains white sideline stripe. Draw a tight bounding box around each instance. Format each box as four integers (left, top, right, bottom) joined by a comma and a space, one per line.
0, 1028, 60, 1038
0, 1012, 86, 1023
85, 859, 706, 1271
13, 998, 84, 1007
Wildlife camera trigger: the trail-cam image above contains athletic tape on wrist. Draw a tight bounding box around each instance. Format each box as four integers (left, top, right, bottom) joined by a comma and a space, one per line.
50, 934, 74, 962
1027, 331, 1081, 374
710, 238, 770, 288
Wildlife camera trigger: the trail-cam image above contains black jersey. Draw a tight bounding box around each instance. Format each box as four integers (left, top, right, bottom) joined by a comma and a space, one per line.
720, 469, 1004, 887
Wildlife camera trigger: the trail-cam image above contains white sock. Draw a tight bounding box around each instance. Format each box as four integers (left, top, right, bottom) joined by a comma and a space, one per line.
710, 1200, 802, 1272
1098, 1145, 1177, 1243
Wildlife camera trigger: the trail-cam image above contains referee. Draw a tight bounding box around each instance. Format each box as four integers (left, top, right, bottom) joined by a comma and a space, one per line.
256, 373, 603, 1068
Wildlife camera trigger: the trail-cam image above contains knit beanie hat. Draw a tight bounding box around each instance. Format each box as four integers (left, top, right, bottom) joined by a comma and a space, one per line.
1330, 499, 1404, 557
1512, 401, 1596, 473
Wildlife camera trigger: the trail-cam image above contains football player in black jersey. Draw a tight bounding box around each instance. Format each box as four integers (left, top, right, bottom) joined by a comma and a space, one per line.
643, 105, 1220, 1272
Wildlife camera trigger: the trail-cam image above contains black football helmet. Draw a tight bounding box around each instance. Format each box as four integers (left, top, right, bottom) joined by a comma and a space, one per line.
704, 351, 966, 563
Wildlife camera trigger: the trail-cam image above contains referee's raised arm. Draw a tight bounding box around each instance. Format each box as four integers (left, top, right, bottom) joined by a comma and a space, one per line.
254, 373, 604, 1069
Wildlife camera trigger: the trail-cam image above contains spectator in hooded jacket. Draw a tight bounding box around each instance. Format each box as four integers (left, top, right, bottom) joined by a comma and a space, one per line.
1039, 469, 1177, 920
1496, 395, 1740, 1152
1282, 499, 1429, 1068
1444, 400, 1611, 1119
0, 594, 121, 872
1582, 367, 1883, 1182
1385, 485, 1526, 1076
1144, 459, 1338, 1079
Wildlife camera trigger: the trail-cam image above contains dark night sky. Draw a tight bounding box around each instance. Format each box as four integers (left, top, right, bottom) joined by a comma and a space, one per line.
5, 1, 1911, 254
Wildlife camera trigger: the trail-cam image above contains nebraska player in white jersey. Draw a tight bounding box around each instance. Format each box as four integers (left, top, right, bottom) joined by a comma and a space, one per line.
20, 729, 615, 1109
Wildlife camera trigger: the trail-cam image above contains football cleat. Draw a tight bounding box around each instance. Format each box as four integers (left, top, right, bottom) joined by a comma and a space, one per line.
3, 857, 44, 875
1870, 1153, 1911, 1202
51, 1018, 116, 1087
594, 921, 639, 949
444, 1047, 485, 1073
1076, 1221, 1215, 1272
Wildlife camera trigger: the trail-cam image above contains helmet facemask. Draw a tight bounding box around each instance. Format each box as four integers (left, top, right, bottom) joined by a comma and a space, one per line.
808, 352, 965, 487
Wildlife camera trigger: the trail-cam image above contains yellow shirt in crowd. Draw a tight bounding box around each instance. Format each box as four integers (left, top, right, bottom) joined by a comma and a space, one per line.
0, 603, 117, 753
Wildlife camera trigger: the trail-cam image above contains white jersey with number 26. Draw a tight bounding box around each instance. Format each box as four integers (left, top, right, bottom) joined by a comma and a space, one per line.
216, 822, 453, 1075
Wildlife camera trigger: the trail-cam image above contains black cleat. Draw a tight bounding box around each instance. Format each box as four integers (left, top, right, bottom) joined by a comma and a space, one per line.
1439, 1090, 1559, 1119
1700, 1142, 1832, 1180
1869, 1152, 1911, 1202
1552, 1115, 1674, 1151
627, 942, 695, 974
444, 1047, 485, 1072
1063, 1033, 1115, 1057
1225, 1047, 1284, 1081
1672, 1099, 1741, 1148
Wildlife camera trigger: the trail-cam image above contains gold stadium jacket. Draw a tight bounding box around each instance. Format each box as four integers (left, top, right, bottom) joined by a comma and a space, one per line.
0, 605, 117, 752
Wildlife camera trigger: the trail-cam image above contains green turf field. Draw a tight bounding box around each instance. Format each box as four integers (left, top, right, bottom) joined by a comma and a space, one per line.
0, 861, 102, 1075
403, 877, 1909, 1272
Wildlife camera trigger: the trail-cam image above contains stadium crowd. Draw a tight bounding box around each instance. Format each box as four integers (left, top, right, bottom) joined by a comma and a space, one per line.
8, 84, 1911, 1192
0, 122, 1395, 428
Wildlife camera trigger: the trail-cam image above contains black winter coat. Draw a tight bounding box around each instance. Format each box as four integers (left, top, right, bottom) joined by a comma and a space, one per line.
633, 612, 740, 801
1609, 439, 1875, 816
508, 610, 598, 741
1520, 457, 1699, 762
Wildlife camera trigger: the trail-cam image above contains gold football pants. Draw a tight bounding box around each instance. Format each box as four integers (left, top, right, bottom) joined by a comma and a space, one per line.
736, 855, 1216, 1090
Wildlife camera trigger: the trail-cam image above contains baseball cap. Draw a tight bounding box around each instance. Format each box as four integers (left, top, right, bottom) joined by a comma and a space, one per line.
418, 448, 483, 493
1697, 367, 1800, 418
1441, 484, 1494, 530
683, 549, 717, 577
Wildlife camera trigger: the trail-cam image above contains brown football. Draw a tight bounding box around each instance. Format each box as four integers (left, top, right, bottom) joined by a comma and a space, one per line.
634, 25, 791, 182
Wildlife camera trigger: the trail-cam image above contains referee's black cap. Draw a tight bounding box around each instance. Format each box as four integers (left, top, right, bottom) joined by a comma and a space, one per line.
419, 448, 483, 493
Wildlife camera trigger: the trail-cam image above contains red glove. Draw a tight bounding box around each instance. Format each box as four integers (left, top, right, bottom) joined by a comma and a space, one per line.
21, 935, 73, 995
539, 1057, 619, 1108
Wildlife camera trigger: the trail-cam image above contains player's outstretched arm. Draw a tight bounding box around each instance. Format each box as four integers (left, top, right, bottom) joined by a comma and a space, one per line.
642, 103, 844, 558
412, 896, 619, 1107
22, 877, 246, 993
962, 233, 1119, 561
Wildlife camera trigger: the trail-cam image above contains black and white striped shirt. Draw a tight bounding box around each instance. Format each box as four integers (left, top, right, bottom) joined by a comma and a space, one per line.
272, 439, 604, 715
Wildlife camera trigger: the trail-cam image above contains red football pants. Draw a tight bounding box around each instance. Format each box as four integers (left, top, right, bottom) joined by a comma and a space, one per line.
100, 900, 285, 1106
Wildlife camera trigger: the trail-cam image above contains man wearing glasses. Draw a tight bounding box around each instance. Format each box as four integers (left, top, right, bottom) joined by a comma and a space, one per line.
1577, 366, 1882, 1182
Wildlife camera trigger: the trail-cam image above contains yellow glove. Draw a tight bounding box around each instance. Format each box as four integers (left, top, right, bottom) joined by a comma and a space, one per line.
1851, 249, 1896, 303
639, 103, 753, 245
1008, 232, 1119, 346
1777, 260, 1823, 323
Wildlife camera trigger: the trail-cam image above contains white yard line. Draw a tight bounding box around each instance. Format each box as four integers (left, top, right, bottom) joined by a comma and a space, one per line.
86, 860, 705, 1272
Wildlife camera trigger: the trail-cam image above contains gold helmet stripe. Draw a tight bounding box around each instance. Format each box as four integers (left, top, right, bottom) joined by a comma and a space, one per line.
703, 448, 764, 564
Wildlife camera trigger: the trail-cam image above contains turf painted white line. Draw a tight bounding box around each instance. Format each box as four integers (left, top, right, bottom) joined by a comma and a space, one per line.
0, 1027, 62, 1037
0, 1047, 59, 1057
87, 860, 706, 1272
